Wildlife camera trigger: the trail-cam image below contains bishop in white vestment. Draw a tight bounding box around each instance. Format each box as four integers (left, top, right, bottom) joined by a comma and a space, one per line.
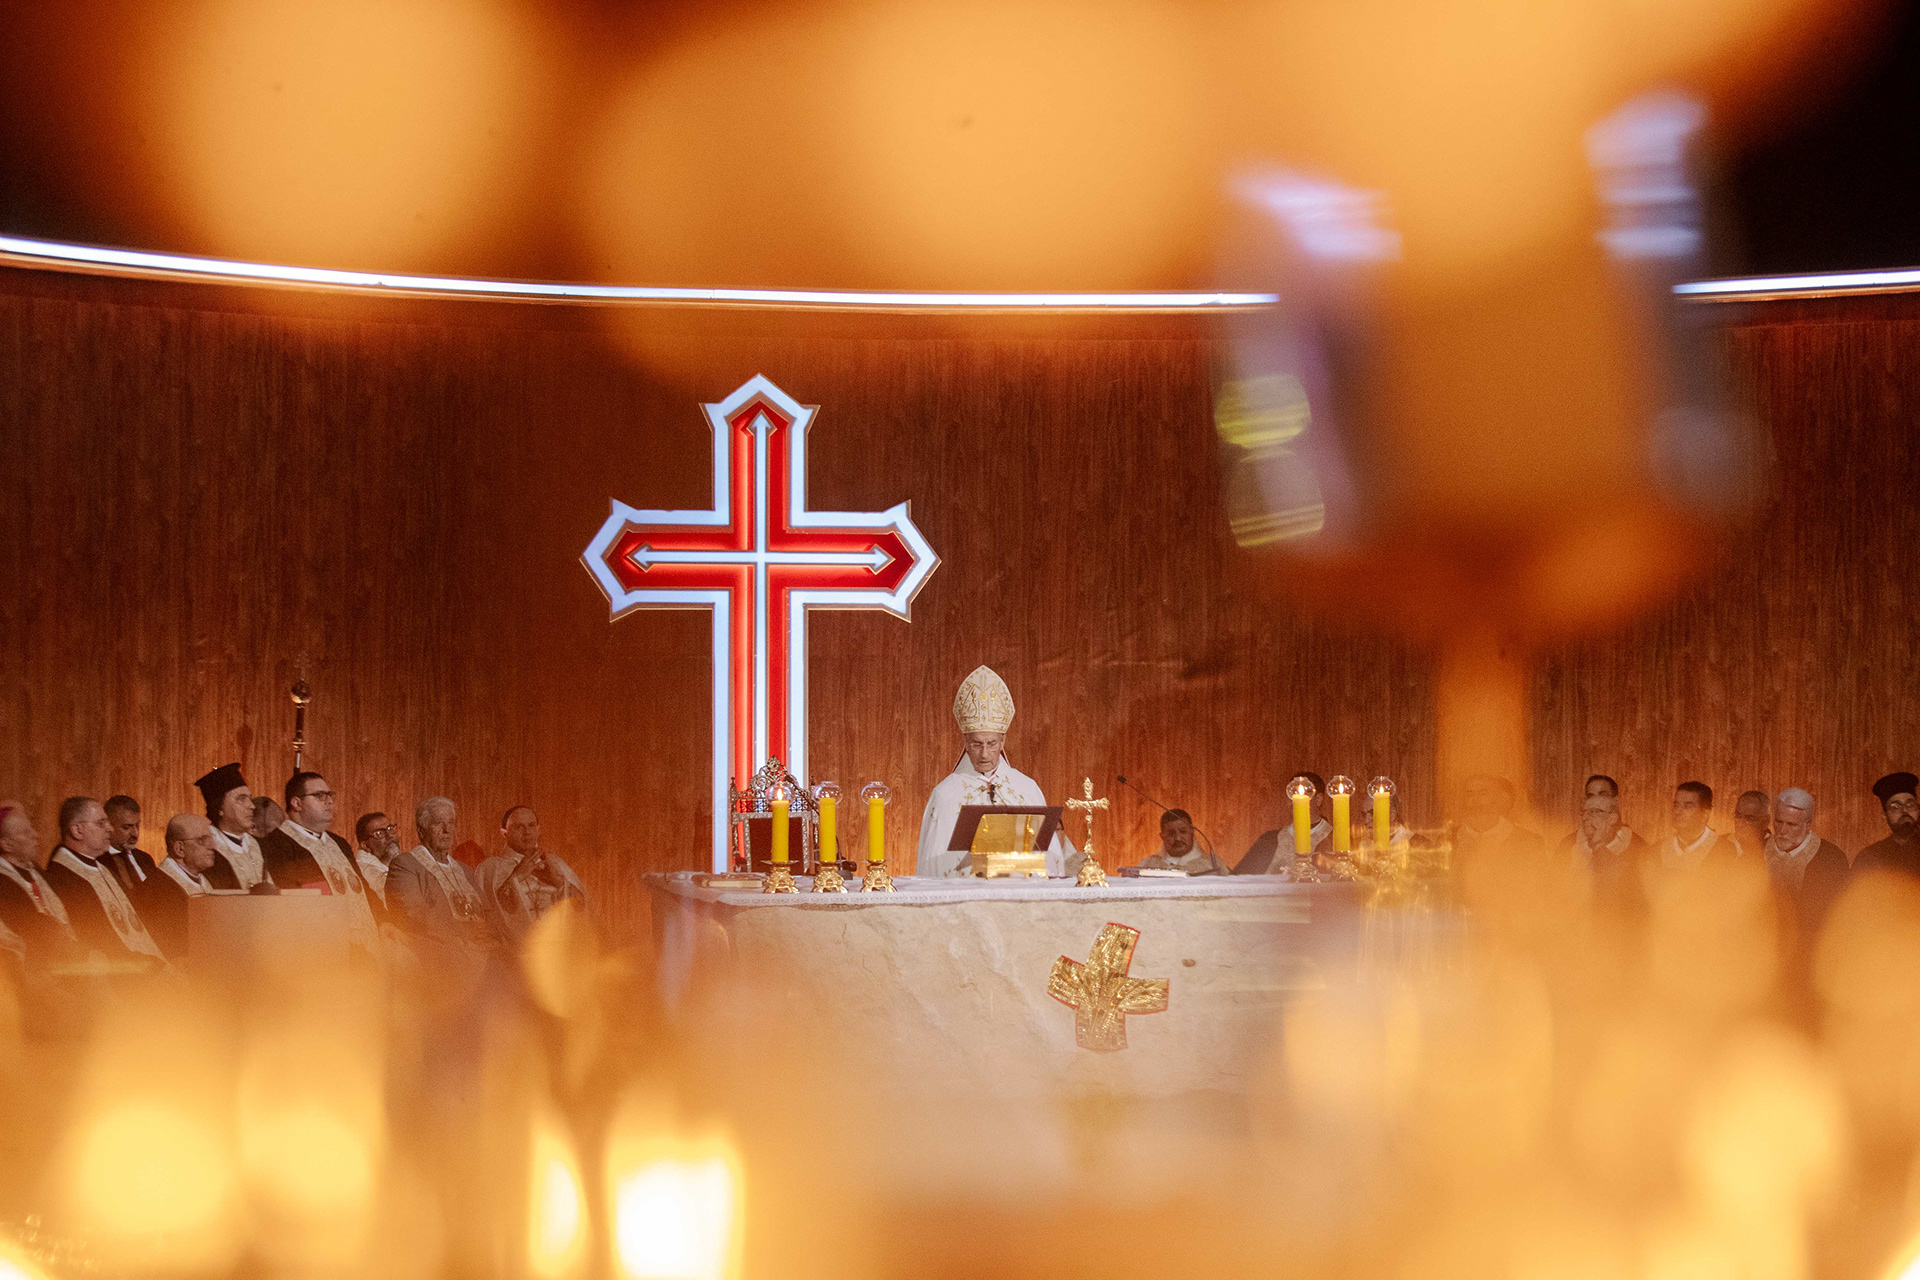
916, 666, 1074, 877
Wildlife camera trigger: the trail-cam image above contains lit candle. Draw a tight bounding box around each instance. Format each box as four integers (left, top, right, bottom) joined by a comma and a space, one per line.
1370, 777, 1395, 853
1328, 777, 1354, 854
770, 786, 789, 864
1287, 777, 1314, 856
860, 782, 891, 863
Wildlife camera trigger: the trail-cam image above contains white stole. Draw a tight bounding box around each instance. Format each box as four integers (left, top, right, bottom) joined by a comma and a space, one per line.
160, 858, 212, 896
0, 858, 72, 929
52, 848, 163, 959
278, 823, 379, 944
212, 827, 266, 888
407, 845, 486, 922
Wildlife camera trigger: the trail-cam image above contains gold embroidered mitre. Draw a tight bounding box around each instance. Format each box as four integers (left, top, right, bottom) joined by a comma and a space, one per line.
953, 665, 1015, 734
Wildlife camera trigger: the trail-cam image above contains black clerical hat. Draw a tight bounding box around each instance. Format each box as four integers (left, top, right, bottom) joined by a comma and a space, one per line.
1873, 772, 1919, 804
195, 762, 247, 808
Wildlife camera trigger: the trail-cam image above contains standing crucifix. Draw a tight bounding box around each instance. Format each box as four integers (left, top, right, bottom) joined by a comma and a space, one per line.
1064, 777, 1110, 887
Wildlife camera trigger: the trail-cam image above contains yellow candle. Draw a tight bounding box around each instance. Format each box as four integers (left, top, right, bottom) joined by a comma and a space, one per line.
771, 794, 789, 864
818, 793, 836, 865
1291, 793, 1312, 855
867, 795, 885, 862
1331, 790, 1351, 854
1373, 791, 1391, 853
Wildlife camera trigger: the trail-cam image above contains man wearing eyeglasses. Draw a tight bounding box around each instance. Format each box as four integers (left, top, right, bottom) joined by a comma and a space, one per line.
353, 811, 402, 906
261, 771, 384, 955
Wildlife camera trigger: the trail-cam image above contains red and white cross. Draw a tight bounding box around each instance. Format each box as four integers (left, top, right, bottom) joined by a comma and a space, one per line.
582, 376, 939, 868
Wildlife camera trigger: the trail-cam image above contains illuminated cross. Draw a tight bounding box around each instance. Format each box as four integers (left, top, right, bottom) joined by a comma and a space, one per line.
1063, 777, 1109, 859
582, 376, 939, 868
1047, 922, 1170, 1052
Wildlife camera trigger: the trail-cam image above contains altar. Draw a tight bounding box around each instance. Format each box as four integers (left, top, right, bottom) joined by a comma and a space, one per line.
646, 872, 1379, 1100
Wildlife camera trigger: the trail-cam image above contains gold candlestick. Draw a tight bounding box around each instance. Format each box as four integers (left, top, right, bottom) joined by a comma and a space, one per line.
860, 782, 896, 891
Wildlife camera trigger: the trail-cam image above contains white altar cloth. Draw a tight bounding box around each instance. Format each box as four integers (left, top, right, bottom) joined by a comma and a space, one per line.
645, 872, 1369, 1100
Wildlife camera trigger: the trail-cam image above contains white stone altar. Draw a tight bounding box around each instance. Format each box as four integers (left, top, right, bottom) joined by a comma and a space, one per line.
645, 872, 1373, 1100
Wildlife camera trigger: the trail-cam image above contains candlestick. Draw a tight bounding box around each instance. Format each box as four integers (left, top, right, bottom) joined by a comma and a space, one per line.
859, 782, 895, 892
811, 782, 845, 892
1328, 776, 1354, 853
1326, 776, 1359, 879
1369, 777, 1396, 857
763, 783, 796, 893
1285, 776, 1318, 882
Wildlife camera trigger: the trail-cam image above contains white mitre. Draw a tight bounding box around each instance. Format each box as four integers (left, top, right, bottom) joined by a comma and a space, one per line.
953, 665, 1015, 734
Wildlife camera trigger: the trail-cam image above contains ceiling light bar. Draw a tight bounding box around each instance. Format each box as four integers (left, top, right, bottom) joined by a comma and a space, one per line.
0, 234, 1278, 311
1674, 267, 1920, 300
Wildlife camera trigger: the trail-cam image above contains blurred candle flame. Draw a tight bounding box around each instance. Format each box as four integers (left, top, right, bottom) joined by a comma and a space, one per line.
528, 1116, 588, 1280
606, 1097, 742, 1280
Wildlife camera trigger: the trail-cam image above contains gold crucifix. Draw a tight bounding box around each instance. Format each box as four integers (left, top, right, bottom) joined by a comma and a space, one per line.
1063, 777, 1111, 887
1047, 922, 1170, 1052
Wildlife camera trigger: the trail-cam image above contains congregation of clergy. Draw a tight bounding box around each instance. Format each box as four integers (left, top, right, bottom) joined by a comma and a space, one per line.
5, 663, 1914, 978
921, 667, 1920, 930
0, 761, 586, 977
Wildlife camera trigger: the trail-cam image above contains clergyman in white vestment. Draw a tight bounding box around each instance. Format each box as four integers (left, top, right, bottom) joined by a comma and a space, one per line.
916, 665, 1075, 877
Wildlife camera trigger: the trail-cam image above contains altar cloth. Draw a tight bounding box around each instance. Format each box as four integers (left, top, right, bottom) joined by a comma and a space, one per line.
645, 871, 1373, 1100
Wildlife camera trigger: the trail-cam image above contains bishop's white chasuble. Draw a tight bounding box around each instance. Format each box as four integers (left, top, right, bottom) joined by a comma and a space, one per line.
916, 756, 1072, 878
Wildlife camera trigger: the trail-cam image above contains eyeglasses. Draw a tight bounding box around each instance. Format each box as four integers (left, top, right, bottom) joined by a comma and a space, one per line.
368, 824, 397, 838
302, 790, 335, 802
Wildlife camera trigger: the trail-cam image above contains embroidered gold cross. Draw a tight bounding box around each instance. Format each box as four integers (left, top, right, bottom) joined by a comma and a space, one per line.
1047, 922, 1169, 1052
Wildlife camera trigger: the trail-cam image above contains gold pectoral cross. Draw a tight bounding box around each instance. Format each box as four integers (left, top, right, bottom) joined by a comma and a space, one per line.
1047, 923, 1170, 1052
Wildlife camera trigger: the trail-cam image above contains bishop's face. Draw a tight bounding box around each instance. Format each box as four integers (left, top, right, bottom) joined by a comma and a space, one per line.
1161, 816, 1195, 858
963, 732, 1005, 775
68, 804, 112, 858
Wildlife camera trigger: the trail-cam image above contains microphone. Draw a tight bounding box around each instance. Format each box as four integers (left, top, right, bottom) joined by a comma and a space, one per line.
1115, 775, 1217, 855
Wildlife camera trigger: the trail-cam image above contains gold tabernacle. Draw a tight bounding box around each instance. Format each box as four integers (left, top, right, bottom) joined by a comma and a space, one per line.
968, 811, 1048, 878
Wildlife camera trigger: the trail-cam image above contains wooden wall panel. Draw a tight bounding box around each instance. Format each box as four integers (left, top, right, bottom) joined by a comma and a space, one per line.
10, 265, 1912, 941
1532, 310, 1920, 852
0, 269, 1434, 941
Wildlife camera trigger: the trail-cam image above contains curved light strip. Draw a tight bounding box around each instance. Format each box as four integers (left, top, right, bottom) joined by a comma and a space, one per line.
0, 233, 1277, 311
1674, 267, 1920, 300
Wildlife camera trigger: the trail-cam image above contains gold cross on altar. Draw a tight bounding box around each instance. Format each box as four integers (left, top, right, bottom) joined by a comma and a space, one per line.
1063, 777, 1108, 856
1047, 923, 1170, 1052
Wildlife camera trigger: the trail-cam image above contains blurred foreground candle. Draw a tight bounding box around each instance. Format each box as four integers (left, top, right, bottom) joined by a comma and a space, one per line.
770, 785, 789, 864
1328, 776, 1355, 853
606, 1096, 743, 1280
527, 1115, 587, 1280
861, 782, 891, 863
1370, 777, 1396, 852
1287, 775, 1316, 856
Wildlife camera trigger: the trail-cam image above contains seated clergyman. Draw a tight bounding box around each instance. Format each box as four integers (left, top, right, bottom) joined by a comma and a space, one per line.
1659, 781, 1739, 869
476, 805, 586, 946
195, 763, 270, 889
143, 813, 235, 959
1138, 810, 1230, 876
390, 797, 494, 951
42, 795, 165, 965
916, 665, 1073, 877
0, 801, 82, 971
354, 810, 402, 906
